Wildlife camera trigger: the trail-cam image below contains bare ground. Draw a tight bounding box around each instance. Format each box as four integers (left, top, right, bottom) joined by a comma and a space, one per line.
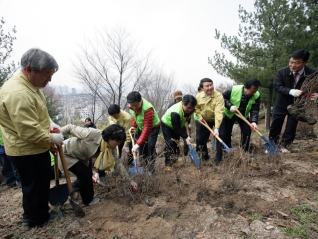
1, 127, 318, 239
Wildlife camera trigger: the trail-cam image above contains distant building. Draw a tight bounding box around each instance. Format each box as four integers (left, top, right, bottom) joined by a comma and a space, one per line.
57, 85, 63, 94
63, 85, 69, 94
71, 88, 77, 94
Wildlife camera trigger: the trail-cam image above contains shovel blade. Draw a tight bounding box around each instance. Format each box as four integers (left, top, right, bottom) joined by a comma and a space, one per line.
261, 136, 278, 156
129, 166, 144, 177
49, 184, 69, 206
188, 144, 200, 168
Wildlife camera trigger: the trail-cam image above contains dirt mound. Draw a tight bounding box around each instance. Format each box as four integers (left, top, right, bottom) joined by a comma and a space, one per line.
1, 135, 318, 238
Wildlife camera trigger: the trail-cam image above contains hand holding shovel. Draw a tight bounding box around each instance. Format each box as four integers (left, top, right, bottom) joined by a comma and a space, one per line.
198, 121, 232, 151
234, 109, 277, 156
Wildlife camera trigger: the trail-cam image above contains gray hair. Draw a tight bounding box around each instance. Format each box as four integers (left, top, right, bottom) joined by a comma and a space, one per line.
20, 48, 59, 72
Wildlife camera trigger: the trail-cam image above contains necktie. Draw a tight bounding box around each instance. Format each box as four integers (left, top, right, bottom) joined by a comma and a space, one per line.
294, 72, 298, 85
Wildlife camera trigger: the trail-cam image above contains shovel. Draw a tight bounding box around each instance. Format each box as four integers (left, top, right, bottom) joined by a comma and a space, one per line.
186, 124, 200, 168
49, 149, 69, 206
57, 146, 85, 217
128, 131, 144, 177
198, 120, 233, 151
234, 109, 277, 156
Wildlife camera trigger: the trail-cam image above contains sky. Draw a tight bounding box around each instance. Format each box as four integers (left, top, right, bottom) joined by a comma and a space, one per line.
0, 0, 255, 92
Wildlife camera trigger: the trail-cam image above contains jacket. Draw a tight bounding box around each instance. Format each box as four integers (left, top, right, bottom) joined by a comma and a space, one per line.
60, 124, 102, 169
223, 85, 260, 123
161, 102, 192, 139
60, 124, 132, 182
130, 98, 160, 146
108, 110, 132, 147
0, 71, 52, 156
274, 65, 316, 113
195, 90, 224, 128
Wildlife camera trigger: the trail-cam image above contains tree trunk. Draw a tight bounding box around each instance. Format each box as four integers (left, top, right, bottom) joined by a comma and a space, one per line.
266, 86, 273, 131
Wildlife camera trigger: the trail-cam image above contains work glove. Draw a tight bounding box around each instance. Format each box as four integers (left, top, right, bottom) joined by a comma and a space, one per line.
230, 105, 238, 113
132, 144, 139, 153
310, 93, 318, 100
51, 133, 64, 146
185, 136, 193, 144
251, 122, 258, 131
214, 128, 219, 136
129, 127, 136, 134
131, 181, 138, 192
289, 89, 303, 97
94, 172, 100, 182
122, 146, 130, 154
50, 122, 61, 131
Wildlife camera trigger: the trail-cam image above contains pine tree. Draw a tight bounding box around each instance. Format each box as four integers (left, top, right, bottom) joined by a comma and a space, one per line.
209, 0, 318, 130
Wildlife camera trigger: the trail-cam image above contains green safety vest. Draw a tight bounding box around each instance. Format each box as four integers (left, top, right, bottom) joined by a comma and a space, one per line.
161, 102, 189, 129
129, 98, 160, 130
224, 85, 260, 119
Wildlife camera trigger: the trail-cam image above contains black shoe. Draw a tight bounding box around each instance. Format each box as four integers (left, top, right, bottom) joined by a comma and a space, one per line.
28, 211, 62, 228
72, 179, 80, 192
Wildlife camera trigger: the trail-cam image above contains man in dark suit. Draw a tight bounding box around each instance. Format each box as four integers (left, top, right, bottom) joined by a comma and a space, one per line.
269, 49, 316, 153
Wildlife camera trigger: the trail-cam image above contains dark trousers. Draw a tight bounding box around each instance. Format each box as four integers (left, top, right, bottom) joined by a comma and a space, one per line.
196, 120, 215, 160
8, 151, 51, 227
161, 123, 180, 166
136, 126, 160, 172
69, 161, 94, 205
269, 111, 298, 147
0, 152, 21, 186
216, 116, 251, 163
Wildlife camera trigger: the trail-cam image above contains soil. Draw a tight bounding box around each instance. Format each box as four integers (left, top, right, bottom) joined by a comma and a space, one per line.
1, 124, 318, 239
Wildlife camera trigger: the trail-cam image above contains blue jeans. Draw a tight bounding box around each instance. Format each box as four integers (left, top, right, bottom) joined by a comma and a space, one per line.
0, 151, 21, 186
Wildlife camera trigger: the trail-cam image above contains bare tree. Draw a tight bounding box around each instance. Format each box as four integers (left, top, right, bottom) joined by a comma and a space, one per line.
137, 68, 176, 118
72, 27, 153, 110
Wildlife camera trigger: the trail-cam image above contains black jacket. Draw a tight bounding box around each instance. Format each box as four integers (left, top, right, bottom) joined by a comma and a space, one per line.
223, 86, 260, 123
273, 65, 316, 113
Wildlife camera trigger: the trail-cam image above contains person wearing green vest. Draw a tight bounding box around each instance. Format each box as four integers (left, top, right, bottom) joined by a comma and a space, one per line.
161, 95, 197, 171
216, 78, 261, 165
127, 91, 160, 175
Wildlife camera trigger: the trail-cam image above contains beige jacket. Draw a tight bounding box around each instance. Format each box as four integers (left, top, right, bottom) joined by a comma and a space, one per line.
195, 90, 224, 128
108, 110, 132, 147
0, 71, 52, 156
60, 124, 131, 182
60, 124, 102, 169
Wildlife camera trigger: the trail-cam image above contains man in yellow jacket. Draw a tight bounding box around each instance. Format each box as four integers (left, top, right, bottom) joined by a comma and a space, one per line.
107, 104, 133, 165
195, 78, 224, 161
0, 48, 64, 228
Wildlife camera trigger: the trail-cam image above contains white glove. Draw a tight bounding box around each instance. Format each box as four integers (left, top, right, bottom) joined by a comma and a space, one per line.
251, 122, 258, 131
51, 133, 64, 146
132, 144, 139, 152
289, 89, 303, 97
130, 181, 138, 192
129, 127, 136, 134
214, 128, 219, 136
185, 136, 193, 144
122, 146, 130, 153
50, 122, 61, 131
230, 106, 237, 113
94, 172, 100, 182
310, 93, 318, 100
109, 120, 115, 125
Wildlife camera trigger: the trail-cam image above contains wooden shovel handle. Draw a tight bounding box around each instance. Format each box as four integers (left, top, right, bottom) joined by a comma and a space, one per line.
57, 145, 73, 193
234, 109, 263, 137
54, 150, 59, 180
129, 130, 137, 159
198, 120, 223, 143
